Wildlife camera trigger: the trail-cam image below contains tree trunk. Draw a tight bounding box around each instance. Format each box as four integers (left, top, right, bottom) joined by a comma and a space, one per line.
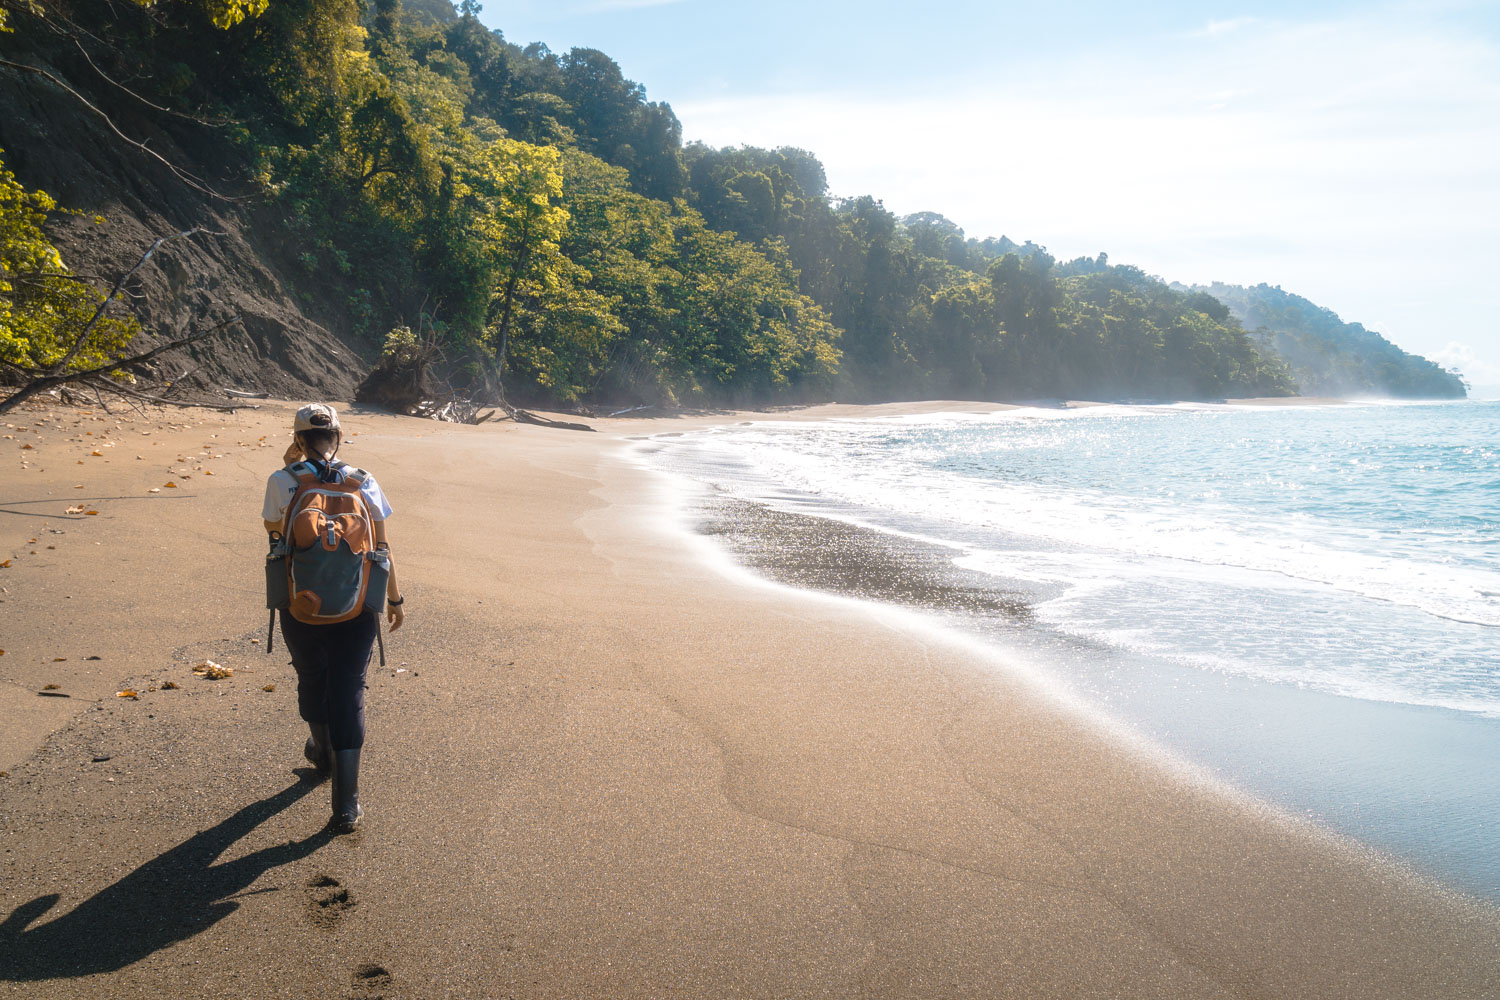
494, 272, 519, 378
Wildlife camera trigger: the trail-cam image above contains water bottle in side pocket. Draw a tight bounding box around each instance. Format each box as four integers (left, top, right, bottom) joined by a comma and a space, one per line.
265, 533, 290, 654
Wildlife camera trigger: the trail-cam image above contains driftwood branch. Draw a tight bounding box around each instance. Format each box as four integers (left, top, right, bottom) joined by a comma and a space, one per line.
82, 377, 254, 411
497, 399, 595, 432
0, 314, 242, 415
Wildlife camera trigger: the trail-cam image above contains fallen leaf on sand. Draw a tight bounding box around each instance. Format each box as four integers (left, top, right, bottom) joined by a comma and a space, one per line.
250, 638, 261, 644
117, 689, 138, 699
262, 683, 276, 692
76, 460, 83, 465
65, 505, 85, 514
193, 660, 233, 679
21, 443, 32, 449
43, 683, 59, 690
163, 482, 177, 488
204, 470, 213, 475
53, 657, 66, 662
85, 510, 99, 516
0, 561, 9, 569
160, 680, 180, 690
91, 450, 102, 456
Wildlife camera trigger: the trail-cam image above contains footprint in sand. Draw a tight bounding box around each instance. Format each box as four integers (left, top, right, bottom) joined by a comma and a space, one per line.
306, 874, 355, 927
349, 963, 393, 999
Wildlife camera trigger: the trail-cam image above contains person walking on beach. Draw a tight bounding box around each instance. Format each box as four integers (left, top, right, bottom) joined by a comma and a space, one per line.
262, 404, 404, 833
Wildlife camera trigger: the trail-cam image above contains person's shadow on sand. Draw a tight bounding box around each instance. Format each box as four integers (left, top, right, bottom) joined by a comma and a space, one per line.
0, 774, 333, 981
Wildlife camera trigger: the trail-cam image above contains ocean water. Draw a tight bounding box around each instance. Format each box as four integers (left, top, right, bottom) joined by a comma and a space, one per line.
645, 400, 1500, 901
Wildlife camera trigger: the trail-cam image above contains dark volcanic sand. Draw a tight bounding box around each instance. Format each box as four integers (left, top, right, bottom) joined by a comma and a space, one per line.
697, 497, 1033, 623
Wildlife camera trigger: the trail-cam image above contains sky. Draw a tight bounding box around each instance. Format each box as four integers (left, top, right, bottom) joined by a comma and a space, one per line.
479, 1, 1500, 394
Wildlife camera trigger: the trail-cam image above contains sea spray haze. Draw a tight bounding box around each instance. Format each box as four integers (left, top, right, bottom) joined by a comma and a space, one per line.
651, 400, 1500, 900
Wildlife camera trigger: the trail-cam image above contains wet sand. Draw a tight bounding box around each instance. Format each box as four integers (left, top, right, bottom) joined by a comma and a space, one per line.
0, 397, 1496, 998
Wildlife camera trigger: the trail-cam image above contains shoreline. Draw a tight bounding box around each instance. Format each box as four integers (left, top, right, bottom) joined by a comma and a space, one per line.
673, 481, 1500, 904
1, 397, 1496, 997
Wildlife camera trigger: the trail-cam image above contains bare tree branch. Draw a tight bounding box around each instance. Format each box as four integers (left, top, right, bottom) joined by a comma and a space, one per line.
0, 57, 247, 201
68, 36, 236, 126
157, 361, 203, 398
46, 226, 218, 376
0, 313, 242, 414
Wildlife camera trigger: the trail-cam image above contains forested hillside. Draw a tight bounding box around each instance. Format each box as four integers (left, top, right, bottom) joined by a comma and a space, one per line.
4, 0, 1445, 407
1189, 283, 1465, 399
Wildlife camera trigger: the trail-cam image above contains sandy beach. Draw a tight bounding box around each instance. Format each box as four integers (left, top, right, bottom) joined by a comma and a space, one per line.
1, 398, 1496, 999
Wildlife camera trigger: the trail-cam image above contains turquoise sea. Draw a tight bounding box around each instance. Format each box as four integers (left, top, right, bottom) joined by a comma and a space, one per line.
648, 400, 1500, 902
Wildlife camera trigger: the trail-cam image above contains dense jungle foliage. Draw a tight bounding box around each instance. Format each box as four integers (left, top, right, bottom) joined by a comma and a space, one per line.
13, 0, 1443, 405
1191, 283, 1466, 399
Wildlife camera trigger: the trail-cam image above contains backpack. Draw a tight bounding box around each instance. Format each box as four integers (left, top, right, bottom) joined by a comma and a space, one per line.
265, 461, 390, 626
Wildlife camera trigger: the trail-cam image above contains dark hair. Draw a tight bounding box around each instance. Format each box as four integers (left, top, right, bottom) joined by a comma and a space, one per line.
298, 428, 340, 459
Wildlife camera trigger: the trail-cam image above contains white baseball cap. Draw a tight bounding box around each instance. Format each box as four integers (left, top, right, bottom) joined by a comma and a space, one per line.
293, 403, 341, 432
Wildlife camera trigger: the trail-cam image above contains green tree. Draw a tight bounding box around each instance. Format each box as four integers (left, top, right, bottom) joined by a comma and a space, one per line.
461, 137, 570, 380
0, 150, 138, 378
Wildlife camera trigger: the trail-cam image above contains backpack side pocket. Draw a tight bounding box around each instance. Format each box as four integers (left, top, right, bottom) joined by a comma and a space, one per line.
265, 534, 291, 611
364, 546, 390, 616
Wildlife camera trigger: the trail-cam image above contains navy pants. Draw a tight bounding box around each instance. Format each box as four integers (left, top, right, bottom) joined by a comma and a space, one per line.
279, 611, 377, 751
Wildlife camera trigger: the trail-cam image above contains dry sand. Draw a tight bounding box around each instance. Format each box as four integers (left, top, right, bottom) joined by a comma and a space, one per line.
0, 397, 1495, 999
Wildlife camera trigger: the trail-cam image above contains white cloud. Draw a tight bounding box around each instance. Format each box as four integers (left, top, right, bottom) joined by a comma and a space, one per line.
673, 7, 1500, 363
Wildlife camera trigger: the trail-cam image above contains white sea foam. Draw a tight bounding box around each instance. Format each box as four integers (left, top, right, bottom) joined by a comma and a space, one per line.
651, 401, 1500, 718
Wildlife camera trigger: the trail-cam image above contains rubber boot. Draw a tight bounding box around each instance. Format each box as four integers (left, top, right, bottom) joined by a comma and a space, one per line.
304, 723, 332, 776
330, 749, 363, 833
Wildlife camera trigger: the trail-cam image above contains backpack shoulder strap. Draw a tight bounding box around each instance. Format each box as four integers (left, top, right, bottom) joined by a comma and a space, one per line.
285, 461, 321, 483
340, 466, 369, 487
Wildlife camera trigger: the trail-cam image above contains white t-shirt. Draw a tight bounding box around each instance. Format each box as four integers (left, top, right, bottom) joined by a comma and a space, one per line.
262, 464, 393, 524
